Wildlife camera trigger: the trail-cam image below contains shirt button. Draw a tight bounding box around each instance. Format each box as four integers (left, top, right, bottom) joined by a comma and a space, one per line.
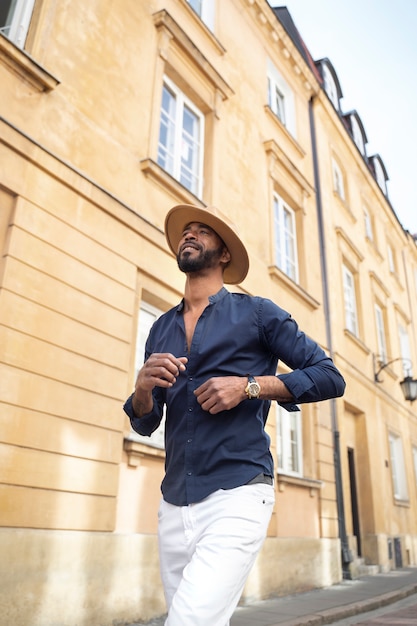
187, 471, 192, 476
188, 407, 193, 412
187, 439, 192, 443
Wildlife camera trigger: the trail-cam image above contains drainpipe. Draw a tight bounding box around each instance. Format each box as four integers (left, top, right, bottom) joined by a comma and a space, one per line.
308, 96, 352, 579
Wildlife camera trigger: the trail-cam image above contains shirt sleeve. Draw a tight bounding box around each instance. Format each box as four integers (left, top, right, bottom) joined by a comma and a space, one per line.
123, 393, 164, 437
260, 298, 346, 405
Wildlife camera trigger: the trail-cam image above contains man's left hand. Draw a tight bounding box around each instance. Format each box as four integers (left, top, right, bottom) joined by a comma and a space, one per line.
194, 377, 247, 414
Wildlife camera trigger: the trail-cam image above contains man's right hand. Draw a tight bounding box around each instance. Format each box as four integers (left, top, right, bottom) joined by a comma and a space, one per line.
132, 353, 188, 417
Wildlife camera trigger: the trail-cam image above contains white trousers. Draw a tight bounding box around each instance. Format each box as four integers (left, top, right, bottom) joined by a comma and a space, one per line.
158, 483, 275, 626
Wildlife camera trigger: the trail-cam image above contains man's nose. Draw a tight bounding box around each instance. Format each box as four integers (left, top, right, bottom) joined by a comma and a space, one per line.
184, 230, 197, 240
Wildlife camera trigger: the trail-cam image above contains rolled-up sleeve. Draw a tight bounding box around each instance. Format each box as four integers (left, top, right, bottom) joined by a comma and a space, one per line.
261, 298, 346, 406
123, 392, 164, 437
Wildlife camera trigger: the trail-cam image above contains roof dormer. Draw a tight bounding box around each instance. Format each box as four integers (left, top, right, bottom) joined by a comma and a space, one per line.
343, 111, 368, 157
315, 58, 343, 111
369, 155, 389, 196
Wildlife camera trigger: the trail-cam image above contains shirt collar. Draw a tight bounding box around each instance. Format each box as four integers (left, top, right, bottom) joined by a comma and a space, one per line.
176, 286, 229, 312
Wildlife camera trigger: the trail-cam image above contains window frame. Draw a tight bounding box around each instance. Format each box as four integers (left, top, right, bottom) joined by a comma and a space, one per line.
273, 192, 299, 283
277, 405, 303, 477
0, 0, 35, 48
157, 76, 205, 198
267, 60, 296, 137
322, 63, 339, 109
413, 445, 417, 488
351, 115, 365, 156
373, 157, 387, 194
387, 243, 396, 274
375, 303, 388, 364
186, 0, 215, 31
342, 264, 359, 336
332, 158, 346, 201
388, 432, 408, 501
398, 323, 412, 377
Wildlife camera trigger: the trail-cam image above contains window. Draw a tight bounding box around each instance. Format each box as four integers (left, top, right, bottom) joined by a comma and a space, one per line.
322, 63, 339, 109
342, 265, 358, 335
277, 405, 302, 476
186, 0, 215, 30
267, 60, 296, 136
387, 244, 396, 274
268, 77, 286, 125
398, 324, 412, 377
364, 207, 373, 241
351, 115, 365, 156
372, 157, 387, 195
388, 432, 408, 501
375, 304, 387, 364
413, 446, 417, 486
157, 77, 204, 197
332, 158, 345, 201
0, 0, 35, 48
273, 193, 298, 282
132, 301, 165, 449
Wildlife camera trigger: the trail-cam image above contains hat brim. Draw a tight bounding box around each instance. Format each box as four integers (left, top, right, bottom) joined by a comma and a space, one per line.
164, 205, 249, 284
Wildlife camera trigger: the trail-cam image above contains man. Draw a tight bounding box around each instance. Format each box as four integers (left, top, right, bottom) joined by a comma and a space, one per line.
124, 203, 345, 626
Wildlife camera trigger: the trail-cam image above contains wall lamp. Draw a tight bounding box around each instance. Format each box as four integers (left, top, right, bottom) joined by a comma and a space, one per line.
374, 356, 417, 402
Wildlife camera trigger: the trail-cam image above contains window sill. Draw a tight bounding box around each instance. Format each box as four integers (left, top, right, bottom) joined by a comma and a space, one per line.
277, 473, 322, 497
393, 497, 410, 508
0, 33, 59, 92
264, 106, 305, 158
343, 328, 371, 355
123, 437, 165, 468
268, 265, 320, 310
140, 158, 202, 205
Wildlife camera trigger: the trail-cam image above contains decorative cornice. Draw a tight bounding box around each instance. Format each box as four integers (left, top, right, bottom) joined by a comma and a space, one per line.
153, 10, 234, 100
264, 138, 314, 196
335, 226, 365, 262
242, 0, 319, 96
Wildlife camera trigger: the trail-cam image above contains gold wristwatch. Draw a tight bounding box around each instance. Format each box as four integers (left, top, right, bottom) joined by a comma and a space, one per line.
245, 374, 261, 399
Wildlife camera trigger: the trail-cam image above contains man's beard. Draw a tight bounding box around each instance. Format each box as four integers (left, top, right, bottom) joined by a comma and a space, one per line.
177, 245, 224, 274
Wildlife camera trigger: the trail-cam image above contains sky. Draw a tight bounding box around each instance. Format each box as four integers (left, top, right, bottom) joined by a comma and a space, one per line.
269, 0, 417, 236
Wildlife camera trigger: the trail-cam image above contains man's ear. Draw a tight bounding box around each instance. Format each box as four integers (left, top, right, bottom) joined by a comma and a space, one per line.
221, 247, 231, 264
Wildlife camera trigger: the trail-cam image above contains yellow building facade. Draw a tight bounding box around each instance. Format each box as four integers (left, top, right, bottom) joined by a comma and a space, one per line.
1, 1, 416, 625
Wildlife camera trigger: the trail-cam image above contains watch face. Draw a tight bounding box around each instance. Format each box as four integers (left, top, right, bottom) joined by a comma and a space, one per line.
248, 382, 260, 397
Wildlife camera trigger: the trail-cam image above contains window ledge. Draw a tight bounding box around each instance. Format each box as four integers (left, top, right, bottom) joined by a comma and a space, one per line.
277, 473, 323, 497
123, 437, 165, 467
343, 328, 371, 355
264, 106, 305, 158
0, 33, 59, 92
268, 265, 320, 310
153, 10, 233, 100
140, 158, 202, 205
393, 497, 410, 508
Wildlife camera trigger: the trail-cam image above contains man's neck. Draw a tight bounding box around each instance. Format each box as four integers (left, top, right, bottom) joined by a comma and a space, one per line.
183, 272, 224, 312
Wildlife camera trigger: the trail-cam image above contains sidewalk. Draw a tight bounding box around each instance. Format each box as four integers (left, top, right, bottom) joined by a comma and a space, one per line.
133, 567, 417, 626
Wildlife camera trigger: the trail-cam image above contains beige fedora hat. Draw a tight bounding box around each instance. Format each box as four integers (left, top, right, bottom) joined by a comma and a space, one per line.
164, 204, 249, 284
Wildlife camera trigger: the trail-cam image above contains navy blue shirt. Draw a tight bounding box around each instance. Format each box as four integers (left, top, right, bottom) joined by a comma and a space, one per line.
124, 288, 345, 506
